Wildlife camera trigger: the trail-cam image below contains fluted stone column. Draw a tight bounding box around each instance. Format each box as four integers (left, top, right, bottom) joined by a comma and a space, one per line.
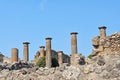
23, 42, 30, 62
71, 32, 78, 55
11, 48, 18, 63
45, 37, 52, 68
99, 26, 107, 39
58, 51, 63, 66
40, 46, 45, 57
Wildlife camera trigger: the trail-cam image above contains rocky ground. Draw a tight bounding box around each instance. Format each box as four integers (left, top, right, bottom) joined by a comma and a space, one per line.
0, 53, 120, 80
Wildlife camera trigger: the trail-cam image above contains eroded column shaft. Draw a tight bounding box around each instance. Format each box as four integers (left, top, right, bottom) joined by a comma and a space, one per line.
23, 42, 30, 62
46, 38, 52, 68
11, 48, 18, 63
71, 32, 78, 55
99, 26, 107, 39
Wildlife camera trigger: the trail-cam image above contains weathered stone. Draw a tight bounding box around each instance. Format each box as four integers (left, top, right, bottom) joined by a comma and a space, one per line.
40, 46, 45, 57
97, 56, 105, 66
11, 48, 19, 63
23, 42, 30, 62
45, 37, 52, 68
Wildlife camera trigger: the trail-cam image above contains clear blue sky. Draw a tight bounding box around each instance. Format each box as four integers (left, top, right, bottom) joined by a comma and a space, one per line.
0, 0, 120, 60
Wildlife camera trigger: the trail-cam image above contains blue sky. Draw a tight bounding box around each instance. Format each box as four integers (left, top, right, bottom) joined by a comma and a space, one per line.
0, 0, 120, 60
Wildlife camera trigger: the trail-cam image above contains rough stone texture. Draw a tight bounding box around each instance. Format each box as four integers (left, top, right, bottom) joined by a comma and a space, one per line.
58, 51, 63, 66
92, 31, 120, 56
70, 32, 78, 66
11, 48, 18, 63
46, 37, 52, 68
23, 42, 30, 62
0, 53, 120, 80
0, 30, 120, 80
40, 46, 45, 57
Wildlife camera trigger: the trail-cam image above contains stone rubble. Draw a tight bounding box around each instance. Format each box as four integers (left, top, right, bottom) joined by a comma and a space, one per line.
0, 53, 120, 80
92, 31, 120, 56
0, 27, 120, 80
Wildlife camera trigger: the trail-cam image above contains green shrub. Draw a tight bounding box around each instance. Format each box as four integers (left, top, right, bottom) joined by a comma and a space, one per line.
36, 57, 59, 67
88, 55, 92, 59
52, 58, 59, 67
36, 57, 46, 67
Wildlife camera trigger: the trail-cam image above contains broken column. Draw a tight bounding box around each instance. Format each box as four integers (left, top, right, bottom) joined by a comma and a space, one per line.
11, 48, 18, 63
45, 37, 52, 68
40, 46, 45, 57
58, 51, 63, 66
23, 42, 30, 62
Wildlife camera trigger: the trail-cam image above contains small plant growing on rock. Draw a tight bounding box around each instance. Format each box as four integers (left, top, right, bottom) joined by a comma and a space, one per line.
36, 56, 46, 67
88, 54, 92, 59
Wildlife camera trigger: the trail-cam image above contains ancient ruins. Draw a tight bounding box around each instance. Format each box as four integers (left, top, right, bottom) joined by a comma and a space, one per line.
1, 26, 120, 68
0, 26, 120, 80
92, 26, 120, 56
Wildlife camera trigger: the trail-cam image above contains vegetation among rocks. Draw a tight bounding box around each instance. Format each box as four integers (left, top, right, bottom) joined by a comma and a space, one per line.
88, 54, 92, 59
0, 31, 120, 80
36, 57, 59, 67
36, 57, 46, 67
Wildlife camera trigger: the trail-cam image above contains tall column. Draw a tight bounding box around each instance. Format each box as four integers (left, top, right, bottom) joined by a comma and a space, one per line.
98, 26, 107, 39
40, 46, 45, 57
23, 42, 30, 62
58, 51, 63, 66
11, 48, 18, 63
71, 32, 78, 55
45, 37, 52, 68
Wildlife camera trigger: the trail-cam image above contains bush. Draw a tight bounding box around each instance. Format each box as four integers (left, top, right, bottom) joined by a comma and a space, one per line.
52, 58, 59, 67
36, 57, 46, 67
36, 57, 59, 67
88, 55, 92, 59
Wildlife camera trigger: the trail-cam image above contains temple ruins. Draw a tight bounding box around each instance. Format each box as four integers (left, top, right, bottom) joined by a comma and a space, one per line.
2, 26, 119, 68
92, 26, 120, 56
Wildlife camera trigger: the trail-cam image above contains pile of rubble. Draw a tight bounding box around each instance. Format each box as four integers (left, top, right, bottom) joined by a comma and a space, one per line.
0, 61, 34, 70
0, 53, 120, 80
92, 32, 120, 56
106, 32, 120, 53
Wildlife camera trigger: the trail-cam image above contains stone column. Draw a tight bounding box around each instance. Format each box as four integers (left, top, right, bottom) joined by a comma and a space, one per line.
58, 51, 63, 66
23, 42, 30, 62
98, 26, 107, 56
98, 26, 107, 39
45, 37, 52, 68
11, 48, 18, 63
71, 32, 78, 55
40, 46, 45, 57
70, 32, 79, 66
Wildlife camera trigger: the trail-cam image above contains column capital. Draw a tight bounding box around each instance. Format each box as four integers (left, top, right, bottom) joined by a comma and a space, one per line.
98, 26, 107, 29
70, 32, 78, 35
12, 48, 18, 50
45, 37, 52, 40
23, 42, 30, 44
40, 46, 45, 48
